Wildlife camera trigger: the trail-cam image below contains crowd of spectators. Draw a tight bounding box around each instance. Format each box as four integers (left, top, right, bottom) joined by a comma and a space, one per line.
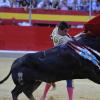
0, 0, 100, 11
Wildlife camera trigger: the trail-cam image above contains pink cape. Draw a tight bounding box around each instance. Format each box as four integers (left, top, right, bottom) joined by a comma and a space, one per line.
84, 14, 100, 36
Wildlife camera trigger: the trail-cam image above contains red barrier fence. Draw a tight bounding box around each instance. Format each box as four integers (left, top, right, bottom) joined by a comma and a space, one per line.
0, 26, 83, 51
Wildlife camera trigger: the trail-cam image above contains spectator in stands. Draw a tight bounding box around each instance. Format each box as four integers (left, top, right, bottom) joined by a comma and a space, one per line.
71, 0, 83, 10
96, 0, 100, 11
77, 0, 89, 11
18, 0, 30, 8
67, 0, 74, 10
91, 0, 100, 11
37, 0, 52, 9
51, 0, 60, 9
15, 0, 37, 10
10, 0, 18, 8
81, 0, 89, 11
58, 0, 68, 10
74, 0, 82, 10
0, 0, 11, 7
32, 0, 37, 8
91, 0, 96, 11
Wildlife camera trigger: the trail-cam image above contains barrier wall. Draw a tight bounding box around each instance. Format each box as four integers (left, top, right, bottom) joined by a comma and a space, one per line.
0, 8, 99, 25
0, 26, 83, 51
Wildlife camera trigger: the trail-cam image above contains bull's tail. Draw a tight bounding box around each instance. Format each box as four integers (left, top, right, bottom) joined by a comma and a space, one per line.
0, 70, 11, 84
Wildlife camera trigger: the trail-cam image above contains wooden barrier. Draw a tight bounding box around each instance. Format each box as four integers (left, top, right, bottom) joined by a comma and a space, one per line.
0, 25, 83, 51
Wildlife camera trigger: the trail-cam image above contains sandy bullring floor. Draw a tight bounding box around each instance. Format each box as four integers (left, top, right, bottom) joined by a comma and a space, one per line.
0, 57, 100, 100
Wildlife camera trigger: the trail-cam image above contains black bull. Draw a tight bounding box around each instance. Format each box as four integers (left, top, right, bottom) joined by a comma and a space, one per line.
0, 33, 100, 100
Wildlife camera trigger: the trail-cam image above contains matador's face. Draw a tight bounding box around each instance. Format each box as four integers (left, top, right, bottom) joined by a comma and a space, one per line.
58, 28, 69, 36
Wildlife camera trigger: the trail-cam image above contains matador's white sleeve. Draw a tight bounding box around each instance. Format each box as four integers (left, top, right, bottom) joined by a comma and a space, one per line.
50, 26, 58, 39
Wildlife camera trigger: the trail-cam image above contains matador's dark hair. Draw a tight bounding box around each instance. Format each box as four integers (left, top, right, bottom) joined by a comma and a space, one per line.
57, 21, 71, 30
